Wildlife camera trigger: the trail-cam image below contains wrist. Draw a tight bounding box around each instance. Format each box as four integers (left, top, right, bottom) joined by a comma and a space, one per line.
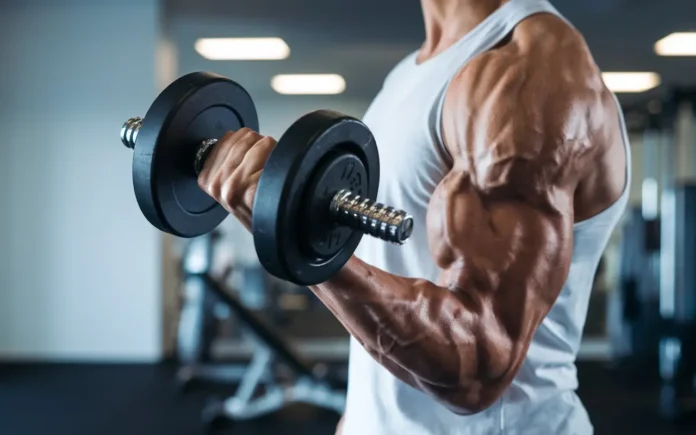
312, 256, 362, 293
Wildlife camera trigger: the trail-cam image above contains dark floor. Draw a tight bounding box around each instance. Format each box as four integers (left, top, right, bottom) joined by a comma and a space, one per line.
0, 361, 694, 435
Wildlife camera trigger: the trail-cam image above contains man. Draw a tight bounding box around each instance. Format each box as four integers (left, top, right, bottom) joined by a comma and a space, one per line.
198, 0, 630, 433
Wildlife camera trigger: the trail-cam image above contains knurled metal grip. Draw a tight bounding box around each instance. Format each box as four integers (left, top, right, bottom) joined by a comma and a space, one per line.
194, 139, 219, 175
330, 190, 414, 245
120, 117, 142, 149
121, 118, 218, 176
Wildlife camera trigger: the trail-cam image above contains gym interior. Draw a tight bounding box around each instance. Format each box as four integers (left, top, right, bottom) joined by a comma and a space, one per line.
2, 1, 696, 434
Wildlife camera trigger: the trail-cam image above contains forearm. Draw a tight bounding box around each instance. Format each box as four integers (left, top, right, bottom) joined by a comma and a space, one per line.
203, 168, 492, 397
197, 132, 542, 412
311, 256, 506, 412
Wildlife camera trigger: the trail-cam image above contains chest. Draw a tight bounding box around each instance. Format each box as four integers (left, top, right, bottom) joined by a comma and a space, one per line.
361, 76, 452, 208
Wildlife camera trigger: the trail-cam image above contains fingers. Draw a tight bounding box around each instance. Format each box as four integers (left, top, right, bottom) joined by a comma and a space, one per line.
209, 130, 259, 196
198, 128, 256, 193
241, 170, 263, 214
237, 136, 276, 180
205, 128, 259, 177
218, 138, 275, 209
197, 128, 276, 213
200, 128, 244, 175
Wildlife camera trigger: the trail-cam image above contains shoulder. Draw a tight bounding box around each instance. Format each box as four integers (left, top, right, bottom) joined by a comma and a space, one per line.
451, 15, 604, 103
442, 14, 618, 198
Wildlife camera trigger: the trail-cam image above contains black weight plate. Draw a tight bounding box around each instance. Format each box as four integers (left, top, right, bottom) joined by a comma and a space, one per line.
252, 110, 379, 286
133, 72, 258, 238
302, 152, 368, 258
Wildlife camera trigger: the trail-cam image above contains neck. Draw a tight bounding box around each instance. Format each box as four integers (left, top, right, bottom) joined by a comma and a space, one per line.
419, 0, 508, 60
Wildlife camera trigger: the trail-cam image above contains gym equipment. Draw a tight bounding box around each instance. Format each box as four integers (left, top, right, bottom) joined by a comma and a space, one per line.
612, 206, 662, 379
173, 229, 346, 427
120, 73, 256, 239
176, 231, 251, 392
617, 90, 696, 423
609, 102, 664, 380
196, 273, 346, 430
658, 89, 696, 422
660, 183, 696, 422
119, 71, 414, 285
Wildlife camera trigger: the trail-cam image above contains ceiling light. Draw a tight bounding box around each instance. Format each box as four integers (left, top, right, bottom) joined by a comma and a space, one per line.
601, 72, 661, 93
271, 74, 346, 95
655, 32, 696, 56
194, 38, 290, 60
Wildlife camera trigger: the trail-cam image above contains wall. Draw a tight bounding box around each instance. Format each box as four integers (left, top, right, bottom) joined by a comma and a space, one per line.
0, 0, 165, 361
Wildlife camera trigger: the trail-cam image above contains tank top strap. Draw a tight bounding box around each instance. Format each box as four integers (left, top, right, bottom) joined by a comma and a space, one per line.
432, 0, 569, 152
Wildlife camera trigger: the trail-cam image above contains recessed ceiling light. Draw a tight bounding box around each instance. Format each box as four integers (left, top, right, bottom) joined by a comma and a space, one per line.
601, 72, 661, 93
655, 32, 696, 56
271, 74, 346, 95
194, 38, 290, 60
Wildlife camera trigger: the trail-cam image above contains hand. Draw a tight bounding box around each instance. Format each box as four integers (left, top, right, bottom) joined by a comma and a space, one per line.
197, 128, 277, 230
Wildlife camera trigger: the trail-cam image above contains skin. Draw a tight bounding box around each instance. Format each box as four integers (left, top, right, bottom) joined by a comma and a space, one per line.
198, 0, 627, 429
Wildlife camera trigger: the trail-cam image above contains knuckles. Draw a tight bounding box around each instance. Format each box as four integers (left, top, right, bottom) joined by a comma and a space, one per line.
197, 129, 275, 211
220, 170, 245, 208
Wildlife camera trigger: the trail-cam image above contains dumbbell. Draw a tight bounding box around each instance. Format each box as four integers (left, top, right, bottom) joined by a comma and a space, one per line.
119, 71, 413, 285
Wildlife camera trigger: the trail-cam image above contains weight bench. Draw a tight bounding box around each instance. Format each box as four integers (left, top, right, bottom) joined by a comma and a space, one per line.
176, 231, 252, 392
197, 273, 346, 428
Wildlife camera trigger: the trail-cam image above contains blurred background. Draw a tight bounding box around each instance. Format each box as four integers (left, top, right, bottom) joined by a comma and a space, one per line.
1, 0, 696, 434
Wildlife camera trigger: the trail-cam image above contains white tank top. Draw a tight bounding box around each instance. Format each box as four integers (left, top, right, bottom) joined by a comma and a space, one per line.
342, 1, 631, 434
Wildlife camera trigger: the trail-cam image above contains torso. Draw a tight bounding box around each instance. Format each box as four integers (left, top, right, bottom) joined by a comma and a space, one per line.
343, 1, 631, 434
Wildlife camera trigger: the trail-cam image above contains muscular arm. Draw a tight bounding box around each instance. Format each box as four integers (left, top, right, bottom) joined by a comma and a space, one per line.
199, 19, 620, 414
312, 58, 579, 412
308, 20, 628, 413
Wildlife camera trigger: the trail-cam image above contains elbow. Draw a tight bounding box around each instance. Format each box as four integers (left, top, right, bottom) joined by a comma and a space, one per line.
445, 395, 501, 416
443, 402, 488, 416
444, 335, 521, 414
437, 357, 516, 415
438, 380, 510, 416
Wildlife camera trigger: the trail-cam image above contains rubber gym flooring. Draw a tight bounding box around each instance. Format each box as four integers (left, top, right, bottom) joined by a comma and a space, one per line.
0, 361, 694, 435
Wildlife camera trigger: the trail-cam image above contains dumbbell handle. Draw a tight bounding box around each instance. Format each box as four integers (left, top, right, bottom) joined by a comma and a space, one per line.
121, 117, 414, 245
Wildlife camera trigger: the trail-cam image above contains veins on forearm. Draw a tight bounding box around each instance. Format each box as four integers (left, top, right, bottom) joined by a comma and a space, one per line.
314, 267, 490, 390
